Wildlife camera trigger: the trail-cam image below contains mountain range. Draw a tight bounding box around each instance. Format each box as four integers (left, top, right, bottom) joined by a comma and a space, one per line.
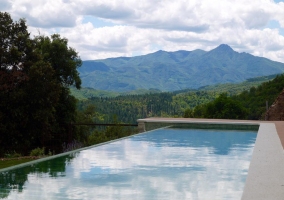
78, 44, 284, 92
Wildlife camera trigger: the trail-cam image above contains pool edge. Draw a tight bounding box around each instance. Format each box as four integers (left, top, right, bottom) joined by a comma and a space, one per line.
138, 118, 284, 200
241, 123, 284, 200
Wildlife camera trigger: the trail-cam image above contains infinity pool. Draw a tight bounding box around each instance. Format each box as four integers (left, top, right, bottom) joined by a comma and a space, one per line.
0, 128, 257, 199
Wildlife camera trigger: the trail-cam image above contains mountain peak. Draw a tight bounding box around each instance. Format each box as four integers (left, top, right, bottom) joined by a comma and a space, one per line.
207, 44, 235, 57
215, 44, 234, 52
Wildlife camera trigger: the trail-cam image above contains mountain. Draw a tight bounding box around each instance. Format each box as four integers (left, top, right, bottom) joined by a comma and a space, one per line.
78, 44, 284, 92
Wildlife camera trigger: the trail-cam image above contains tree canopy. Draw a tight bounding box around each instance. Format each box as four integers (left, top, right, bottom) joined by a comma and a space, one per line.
34, 34, 82, 89
0, 12, 82, 156
0, 12, 38, 92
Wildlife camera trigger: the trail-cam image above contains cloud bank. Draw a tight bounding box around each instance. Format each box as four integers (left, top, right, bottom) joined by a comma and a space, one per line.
2, 0, 284, 62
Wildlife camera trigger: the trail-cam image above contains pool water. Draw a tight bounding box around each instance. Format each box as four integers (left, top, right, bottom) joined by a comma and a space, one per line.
0, 128, 257, 200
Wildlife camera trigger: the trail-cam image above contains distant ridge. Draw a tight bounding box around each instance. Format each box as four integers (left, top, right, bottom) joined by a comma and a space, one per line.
79, 44, 284, 92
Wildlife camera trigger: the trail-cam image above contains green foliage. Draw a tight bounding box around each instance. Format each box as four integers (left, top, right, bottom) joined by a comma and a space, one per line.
0, 12, 38, 92
4, 151, 22, 158
34, 34, 82, 89
75, 104, 106, 138
70, 87, 119, 100
0, 12, 82, 156
77, 92, 179, 124
191, 74, 284, 120
183, 108, 193, 118
74, 73, 275, 124
87, 130, 108, 146
194, 93, 248, 119
70, 87, 162, 100
30, 147, 45, 157
197, 74, 278, 96
231, 74, 284, 119
0, 12, 41, 156
73, 104, 137, 147
86, 126, 137, 146
76, 73, 284, 124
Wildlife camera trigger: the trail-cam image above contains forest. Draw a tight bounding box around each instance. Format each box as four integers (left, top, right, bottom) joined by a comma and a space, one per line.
1, 11, 284, 158
76, 73, 284, 124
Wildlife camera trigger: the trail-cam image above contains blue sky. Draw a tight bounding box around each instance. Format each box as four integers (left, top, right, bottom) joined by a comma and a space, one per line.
2, 0, 284, 62
266, 20, 284, 35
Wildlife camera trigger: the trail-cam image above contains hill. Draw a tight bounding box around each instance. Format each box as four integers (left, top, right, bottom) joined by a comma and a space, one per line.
78, 44, 284, 92
76, 74, 284, 123
71, 74, 278, 100
190, 74, 284, 120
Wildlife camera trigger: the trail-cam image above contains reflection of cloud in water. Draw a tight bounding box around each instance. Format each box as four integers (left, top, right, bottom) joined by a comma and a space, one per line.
5, 128, 256, 200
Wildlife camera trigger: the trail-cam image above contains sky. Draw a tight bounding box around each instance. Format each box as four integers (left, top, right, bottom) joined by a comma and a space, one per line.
2, 0, 284, 62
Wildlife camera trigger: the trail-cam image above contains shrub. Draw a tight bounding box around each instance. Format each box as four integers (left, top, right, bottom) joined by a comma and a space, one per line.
30, 147, 45, 157
4, 151, 22, 158
87, 130, 108, 146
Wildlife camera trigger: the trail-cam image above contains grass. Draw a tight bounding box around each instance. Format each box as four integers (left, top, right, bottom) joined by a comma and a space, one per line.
0, 157, 41, 170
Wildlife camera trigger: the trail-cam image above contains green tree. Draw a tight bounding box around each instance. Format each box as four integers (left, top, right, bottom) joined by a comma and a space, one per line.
24, 62, 62, 148
203, 93, 248, 119
183, 108, 193, 118
0, 12, 38, 92
34, 34, 83, 152
34, 34, 82, 89
0, 12, 40, 155
0, 12, 82, 156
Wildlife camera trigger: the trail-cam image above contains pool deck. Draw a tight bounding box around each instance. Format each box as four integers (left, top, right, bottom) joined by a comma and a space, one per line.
137, 118, 284, 200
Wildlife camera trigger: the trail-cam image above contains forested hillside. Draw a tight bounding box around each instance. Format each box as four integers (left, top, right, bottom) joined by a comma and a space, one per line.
77, 74, 284, 123
233, 74, 284, 119
187, 74, 284, 120
71, 74, 277, 100
77, 91, 216, 124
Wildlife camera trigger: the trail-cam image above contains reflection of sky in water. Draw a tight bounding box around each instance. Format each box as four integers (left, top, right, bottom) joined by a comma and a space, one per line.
1, 128, 257, 200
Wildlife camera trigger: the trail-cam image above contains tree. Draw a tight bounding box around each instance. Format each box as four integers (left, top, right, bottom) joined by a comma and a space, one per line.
34, 34, 83, 151
24, 62, 62, 149
0, 12, 40, 155
34, 34, 82, 89
203, 93, 248, 119
0, 12, 38, 92
183, 108, 193, 118
0, 12, 82, 156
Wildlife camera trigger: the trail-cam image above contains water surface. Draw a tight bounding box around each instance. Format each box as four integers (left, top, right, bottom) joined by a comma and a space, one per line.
0, 128, 257, 199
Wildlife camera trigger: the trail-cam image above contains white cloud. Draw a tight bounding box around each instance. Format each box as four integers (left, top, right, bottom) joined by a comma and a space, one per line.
8, 0, 77, 27
1, 0, 284, 62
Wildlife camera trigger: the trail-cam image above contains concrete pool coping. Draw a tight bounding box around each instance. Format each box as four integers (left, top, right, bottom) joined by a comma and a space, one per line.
138, 118, 284, 200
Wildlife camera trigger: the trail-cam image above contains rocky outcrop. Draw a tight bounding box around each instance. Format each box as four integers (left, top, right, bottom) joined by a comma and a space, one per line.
265, 88, 284, 120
